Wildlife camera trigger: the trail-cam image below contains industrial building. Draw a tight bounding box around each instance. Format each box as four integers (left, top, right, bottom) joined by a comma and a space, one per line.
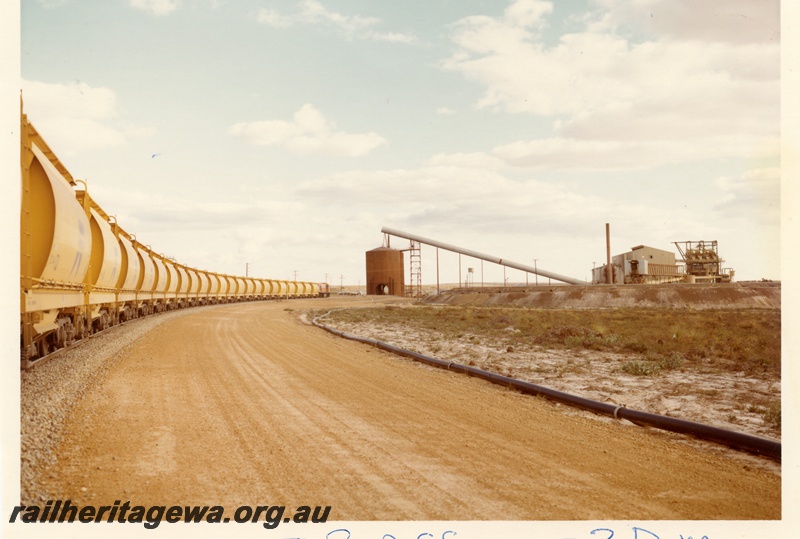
592, 245, 679, 285
592, 241, 734, 285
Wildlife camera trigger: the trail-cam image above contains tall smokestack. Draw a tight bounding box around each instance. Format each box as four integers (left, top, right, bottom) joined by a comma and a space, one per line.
605, 223, 612, 284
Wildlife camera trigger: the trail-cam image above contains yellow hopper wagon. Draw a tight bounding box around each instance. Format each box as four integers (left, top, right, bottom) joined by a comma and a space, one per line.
20, 109, 322, 368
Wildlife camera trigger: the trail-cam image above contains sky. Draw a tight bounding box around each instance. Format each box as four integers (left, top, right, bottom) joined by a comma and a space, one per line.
13, 0, 785, 287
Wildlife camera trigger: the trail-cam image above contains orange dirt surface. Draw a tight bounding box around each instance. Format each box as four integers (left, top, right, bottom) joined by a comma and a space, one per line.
34, 298, 780, 520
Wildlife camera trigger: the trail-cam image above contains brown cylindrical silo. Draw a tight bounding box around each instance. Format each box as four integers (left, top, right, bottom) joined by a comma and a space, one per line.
366, 246, 405, 296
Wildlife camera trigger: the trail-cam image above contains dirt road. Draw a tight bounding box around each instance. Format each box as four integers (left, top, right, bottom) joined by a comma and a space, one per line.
36, 298, 780, 520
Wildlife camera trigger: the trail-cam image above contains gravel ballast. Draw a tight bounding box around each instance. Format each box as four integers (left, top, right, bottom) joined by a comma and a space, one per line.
20, 309, 197, 505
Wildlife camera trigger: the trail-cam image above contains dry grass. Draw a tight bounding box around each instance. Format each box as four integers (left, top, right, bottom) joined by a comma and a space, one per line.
323, 305, 780, 377
315, 304, 782, 439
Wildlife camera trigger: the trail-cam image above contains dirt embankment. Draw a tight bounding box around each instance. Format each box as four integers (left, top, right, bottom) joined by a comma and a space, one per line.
428, 282, 780, 310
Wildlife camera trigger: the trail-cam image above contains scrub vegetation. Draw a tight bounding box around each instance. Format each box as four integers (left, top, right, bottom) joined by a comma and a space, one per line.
323, 305, 781, 377
317, 305, 782, 435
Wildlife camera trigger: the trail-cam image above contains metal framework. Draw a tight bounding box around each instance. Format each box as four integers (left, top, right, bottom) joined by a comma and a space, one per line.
408, 240, 422, 298
381, 226, 589, 286
673, 240, 733, 283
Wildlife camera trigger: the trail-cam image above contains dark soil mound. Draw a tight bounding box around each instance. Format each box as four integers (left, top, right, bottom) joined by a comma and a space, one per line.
427, 282, 780, 310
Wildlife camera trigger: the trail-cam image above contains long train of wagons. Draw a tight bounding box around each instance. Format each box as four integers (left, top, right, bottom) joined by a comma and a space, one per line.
19, 108, 329, 368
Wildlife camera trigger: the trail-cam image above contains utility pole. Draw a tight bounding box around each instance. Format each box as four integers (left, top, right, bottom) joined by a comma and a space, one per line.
534, 259, 538, 286
339, 274, 344, 292
436, 247, 440, 294
605, 223, 612, 284
293, 270, 298, 281
246, 263, 249, 277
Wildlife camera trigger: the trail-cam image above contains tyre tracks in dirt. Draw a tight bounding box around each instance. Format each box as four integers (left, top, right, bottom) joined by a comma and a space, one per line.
35, 298, 780, 520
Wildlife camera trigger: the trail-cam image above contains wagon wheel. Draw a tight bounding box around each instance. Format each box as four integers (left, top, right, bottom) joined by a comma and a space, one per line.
65, 319, 76, 345
55, 325, 67, 348
39, 337, 50, 357
21, 346, 31, 367
77, 317, 87, 339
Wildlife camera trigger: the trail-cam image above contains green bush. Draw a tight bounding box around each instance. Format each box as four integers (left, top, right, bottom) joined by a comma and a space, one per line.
621, 360, 661, 376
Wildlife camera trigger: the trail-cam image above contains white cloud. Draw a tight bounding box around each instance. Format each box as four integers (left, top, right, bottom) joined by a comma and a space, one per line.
442, 0, 779, 170
256, 9, 293, 28
492, 135, 779, 171
368, 31, 416, 44
427, 152, 504, 169
129, 0, 180, 16
21, 79, 154, 154
93, 184, 300, 232
228, 104, 387, 157
492, 137, 645, 170
591, 0, 780, 45
298, 155, 665, 239
299, 0, 379, 32
256, 0, 416, 43
505, 0, 553, 28
715, 167, 780, 225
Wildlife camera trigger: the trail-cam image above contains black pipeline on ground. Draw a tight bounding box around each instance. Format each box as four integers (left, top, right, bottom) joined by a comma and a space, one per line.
312, 312, 781, 462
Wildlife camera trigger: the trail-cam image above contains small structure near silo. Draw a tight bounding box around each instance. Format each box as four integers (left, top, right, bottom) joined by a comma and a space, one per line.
592, 240, 734, 285
365, 246, 405, 296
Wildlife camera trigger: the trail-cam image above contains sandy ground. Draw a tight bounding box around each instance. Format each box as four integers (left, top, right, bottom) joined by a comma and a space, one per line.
28, 297, 780, 520
319, 305, 781, 445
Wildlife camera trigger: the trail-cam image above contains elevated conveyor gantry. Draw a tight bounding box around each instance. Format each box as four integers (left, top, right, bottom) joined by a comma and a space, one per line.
380, 227, 589, 286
